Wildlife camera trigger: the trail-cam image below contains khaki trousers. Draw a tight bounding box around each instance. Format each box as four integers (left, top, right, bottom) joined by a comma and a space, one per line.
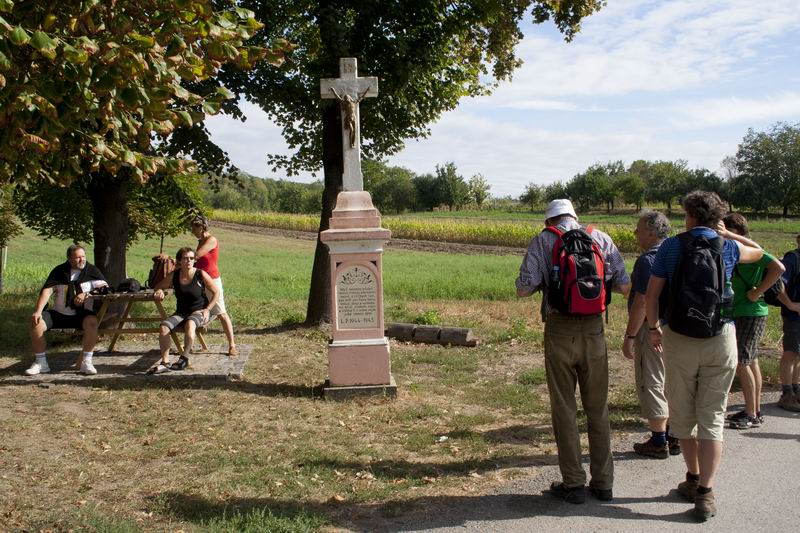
544, 313, 613, 489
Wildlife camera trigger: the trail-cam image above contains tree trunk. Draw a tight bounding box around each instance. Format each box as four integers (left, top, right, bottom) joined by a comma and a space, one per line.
304, 102, 343, 325
0, 245, 6, 294
88, 173, 130, 287
783, 204, 789, 217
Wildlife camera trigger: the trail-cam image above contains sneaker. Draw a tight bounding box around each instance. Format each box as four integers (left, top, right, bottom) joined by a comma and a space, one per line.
25, 360, 50, 376
729, 415, 756, 429
756, 412, 765, 425
547, 482, 585, 504
79, 361, 97, 375
667, 436, 682, 456
677, 473, 699, 503
726, 409, 747, 421
633, 438, 668, 459
589, 481, 613, 501
694, 489, 716, 521
777, 394, 800, 412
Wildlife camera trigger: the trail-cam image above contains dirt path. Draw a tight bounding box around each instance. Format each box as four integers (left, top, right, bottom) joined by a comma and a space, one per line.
212, 220, 525, 256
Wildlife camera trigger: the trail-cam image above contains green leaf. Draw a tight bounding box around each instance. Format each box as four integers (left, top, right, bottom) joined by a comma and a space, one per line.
120, 87, 139, 107
30, 31, 58, 59
201, 100, 221, 115
235, 7, 255, 19
9, 25, 29, 46
0, 49, 10, 69
63, 44, 88, 64
0, 0, 13, 13
175, 110, 192, 126
216, 86, 234, 99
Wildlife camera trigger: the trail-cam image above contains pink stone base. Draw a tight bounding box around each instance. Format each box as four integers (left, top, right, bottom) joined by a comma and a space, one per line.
328, 340, 391, 386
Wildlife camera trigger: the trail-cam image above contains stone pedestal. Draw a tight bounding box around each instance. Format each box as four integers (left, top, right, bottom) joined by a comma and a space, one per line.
320, 191, 395, 399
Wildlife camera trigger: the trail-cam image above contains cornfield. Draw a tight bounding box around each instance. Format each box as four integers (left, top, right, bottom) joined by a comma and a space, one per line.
212, 210, 639, 253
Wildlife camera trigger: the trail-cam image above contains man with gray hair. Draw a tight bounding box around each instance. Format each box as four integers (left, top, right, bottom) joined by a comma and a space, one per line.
517, 199, 630, 504
27, 244, 108, 376
622, 210, 680, 458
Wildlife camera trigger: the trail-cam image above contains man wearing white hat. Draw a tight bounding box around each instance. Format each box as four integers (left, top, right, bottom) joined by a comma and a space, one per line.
516, 199, 630, 504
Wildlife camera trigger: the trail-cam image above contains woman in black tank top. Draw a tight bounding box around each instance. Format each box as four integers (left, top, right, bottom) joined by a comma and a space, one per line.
151, 246, 219, 372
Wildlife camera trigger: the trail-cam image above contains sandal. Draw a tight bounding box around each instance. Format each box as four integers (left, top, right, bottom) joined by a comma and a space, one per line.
170, 356, 189, 371
147, 362, 171, 375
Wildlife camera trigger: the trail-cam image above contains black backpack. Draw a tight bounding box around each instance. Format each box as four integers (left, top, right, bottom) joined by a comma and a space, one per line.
667, 232, 731, 338
732, 265, 784, 307
777, 249, 800, 308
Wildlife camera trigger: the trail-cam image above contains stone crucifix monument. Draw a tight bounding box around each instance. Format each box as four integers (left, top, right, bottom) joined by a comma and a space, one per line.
319, 58, 396, 399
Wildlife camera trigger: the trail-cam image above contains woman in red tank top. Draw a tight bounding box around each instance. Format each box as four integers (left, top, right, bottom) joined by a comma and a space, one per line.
191, 215, 238, 356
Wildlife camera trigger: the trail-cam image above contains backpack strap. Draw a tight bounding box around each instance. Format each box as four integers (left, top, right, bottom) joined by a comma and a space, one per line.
543, 226, 564, 238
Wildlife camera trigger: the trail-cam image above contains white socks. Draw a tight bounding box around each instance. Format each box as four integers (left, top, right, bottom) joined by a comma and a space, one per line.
82, 351, 93, 363
35, 352, 47, 363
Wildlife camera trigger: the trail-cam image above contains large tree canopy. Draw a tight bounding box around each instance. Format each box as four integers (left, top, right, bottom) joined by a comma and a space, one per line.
0, 0, 285, 283
218, 0, 605, 323
732, 122, 800, 216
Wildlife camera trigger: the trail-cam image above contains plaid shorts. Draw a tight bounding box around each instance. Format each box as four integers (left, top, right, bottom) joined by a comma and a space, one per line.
734, 315, 767, 365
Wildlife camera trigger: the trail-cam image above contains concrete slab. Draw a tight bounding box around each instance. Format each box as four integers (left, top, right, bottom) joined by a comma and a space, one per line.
0, 345, 251, 385
323, 375, 397, 400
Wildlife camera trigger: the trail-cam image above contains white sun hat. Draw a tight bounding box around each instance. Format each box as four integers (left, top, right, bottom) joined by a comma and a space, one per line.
544, 199, 578, 221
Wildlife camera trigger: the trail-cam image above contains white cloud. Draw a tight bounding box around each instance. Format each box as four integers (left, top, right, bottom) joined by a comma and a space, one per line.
671, 92, 800, 128
204, 101, 318, 182
387, 112, 732, 197
495, 0, 800, 102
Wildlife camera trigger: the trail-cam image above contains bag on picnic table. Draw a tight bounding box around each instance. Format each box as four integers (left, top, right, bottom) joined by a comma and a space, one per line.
147, 253, 176, 289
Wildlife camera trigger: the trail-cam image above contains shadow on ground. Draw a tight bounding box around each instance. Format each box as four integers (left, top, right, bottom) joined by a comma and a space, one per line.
154, 487, 699, 532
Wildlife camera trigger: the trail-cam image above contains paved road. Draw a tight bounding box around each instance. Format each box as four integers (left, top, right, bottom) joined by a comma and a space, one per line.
383, 392, 799, 532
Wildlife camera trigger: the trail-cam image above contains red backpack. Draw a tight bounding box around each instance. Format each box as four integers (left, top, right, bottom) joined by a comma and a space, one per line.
545, 225, 607, 315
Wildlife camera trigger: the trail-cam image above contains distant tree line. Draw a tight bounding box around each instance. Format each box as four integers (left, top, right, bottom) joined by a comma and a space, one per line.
519, 122, 800, 215
205, 160, 492, 214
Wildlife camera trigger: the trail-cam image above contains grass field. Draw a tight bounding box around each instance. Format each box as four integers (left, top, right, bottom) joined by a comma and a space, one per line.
0, 222, 791, 531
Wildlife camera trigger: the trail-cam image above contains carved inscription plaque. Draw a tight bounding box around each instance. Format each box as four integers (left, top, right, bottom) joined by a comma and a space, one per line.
336, 265, 378, 329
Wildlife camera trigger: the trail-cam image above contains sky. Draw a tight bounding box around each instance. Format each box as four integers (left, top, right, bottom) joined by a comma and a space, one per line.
205, 0, 800, 198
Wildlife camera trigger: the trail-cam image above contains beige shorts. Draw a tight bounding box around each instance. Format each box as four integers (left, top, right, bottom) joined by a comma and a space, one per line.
634, 324, 668, 420
663, 323, 736, 441
205, 277, 227, 316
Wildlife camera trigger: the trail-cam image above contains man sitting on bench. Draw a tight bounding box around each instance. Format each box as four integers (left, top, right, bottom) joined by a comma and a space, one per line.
26, 244, 108, 376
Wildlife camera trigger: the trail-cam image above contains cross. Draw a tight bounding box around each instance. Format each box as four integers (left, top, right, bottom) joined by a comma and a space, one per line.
320, 58, 378, 191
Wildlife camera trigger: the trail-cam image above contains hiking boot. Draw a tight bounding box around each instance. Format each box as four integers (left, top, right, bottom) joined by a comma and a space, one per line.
589, 481, 613, 501
633, 438, 668, 459
667, 436, 682, 456
25, 360, 50, 376
547, 482, 585, 504
79, 361, 97, 375
694, 489, 716, 521
677, 473, 699, 503
777, 394, 800, 412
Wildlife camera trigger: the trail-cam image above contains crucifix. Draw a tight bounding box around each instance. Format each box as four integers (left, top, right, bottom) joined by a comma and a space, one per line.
320, 58, 378, 192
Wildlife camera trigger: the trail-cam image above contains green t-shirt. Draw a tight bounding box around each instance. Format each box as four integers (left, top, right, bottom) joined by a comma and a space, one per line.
731, 251, 776, 317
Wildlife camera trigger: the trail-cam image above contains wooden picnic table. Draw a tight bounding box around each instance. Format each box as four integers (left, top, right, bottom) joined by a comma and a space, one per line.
90, 289, 209, 353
